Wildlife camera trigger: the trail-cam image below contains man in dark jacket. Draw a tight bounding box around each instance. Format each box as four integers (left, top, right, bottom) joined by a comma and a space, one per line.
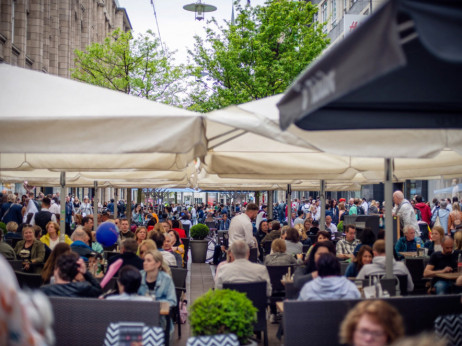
107, 239, 144, 275
41, 252, 102, 297
35, 197, 56, 234
0, 193, 23, 225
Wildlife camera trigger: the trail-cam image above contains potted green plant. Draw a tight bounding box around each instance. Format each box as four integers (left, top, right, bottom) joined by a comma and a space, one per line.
189, 223, 210, 263
190, 289, 257, 345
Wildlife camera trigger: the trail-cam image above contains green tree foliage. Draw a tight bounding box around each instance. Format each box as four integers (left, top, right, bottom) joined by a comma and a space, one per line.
187, 0, 329, 112
72, 29, 189, 106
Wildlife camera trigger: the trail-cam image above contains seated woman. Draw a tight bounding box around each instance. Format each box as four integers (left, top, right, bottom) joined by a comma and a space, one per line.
138, 239, 157, 259
135, 226, 148, 246
345, 245, 373, 278
305, 230, 331, 258
264, 239, 297, 266
168, 229, 185, 264
424, 225, 444, 256
40, 252, 102, 298
339, 300, 404, 346
294, 240, 336, 290
284, 227, 303, 255
106, 265, 152, 301
298, 252, 360, 300
14, 224, 45, 273
294, 223, 311, 246
40, 221, 72, 251
41, 242, 71, 284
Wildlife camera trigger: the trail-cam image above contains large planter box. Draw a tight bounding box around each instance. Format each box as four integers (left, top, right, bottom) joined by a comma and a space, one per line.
190, 239, 209, 263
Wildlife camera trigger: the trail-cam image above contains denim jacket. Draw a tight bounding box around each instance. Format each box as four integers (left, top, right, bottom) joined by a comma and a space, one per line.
138, 270, 177, 308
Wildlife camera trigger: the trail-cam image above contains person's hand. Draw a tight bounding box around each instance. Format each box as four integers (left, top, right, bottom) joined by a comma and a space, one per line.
23, 262, 30, 271
77, 258, 87, 275
296, 254, 303, 260
442, 266, 453, 273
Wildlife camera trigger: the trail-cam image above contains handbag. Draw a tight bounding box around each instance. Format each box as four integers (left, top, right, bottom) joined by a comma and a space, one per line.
433, 210, 442, 228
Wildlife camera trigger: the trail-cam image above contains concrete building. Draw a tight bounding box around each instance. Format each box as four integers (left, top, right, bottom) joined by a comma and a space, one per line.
0, 0, 131, 78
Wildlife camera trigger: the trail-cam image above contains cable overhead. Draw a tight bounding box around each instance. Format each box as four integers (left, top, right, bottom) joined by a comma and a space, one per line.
150, 0, 165, 53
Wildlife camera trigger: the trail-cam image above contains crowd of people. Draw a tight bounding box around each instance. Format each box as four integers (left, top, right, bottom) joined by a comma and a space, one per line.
1, 189, 462, 345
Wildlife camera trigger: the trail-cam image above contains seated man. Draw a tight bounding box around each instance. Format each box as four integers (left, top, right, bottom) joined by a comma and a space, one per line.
215, 240, 272, 297
325, 215, 337, 234
70, 227, 96, 261
0, 228, 16, 260
41, 252, 102, 298
119, 218, 135, 241
357, 240, 414, 292
336, 225, 360, 260
424, 236, 458, 295
106, 265, 152, 301
298, 253, 360, 301
107, 239, 144, 275
395, 225, 424, 254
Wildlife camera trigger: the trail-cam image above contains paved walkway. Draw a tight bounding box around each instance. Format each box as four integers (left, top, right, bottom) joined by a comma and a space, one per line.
173, 260, 282, 346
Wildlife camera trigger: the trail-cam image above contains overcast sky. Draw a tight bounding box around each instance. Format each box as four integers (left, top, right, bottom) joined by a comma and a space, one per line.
118, 0, 266, 63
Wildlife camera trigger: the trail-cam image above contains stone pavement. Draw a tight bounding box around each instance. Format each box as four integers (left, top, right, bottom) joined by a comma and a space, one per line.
172, 261, 283, 346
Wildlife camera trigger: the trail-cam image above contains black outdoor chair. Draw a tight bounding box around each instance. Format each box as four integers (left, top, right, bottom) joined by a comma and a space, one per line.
223, 281, 268, 346
364, 274, 408, 296
15, 270, 43, 289
181, 238, 190, 267
171, 267, 188, 338
249, 247, 258, 263
8, 259, 24, 271
266, 265, 296, 304
262, 241, 272, 256
183, 224, 190, 238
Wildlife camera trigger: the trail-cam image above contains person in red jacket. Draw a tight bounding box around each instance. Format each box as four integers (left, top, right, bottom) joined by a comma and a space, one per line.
414, 195, 432, 225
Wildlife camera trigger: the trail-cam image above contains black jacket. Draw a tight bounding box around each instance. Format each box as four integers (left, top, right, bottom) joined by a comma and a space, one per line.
107, 252, 144, 275
40, 272, 102, 298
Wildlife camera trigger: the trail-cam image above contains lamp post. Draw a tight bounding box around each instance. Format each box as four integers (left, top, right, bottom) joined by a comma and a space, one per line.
183, 0, 217, 21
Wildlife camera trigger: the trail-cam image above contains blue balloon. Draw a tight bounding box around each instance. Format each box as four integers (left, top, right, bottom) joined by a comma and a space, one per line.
96, 222, 119, 247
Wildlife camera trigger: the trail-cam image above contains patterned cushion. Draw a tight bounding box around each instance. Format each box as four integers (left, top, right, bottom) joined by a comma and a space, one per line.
104, 322, 165, 346
435, 313, 462, 346
186, 333, 240, 346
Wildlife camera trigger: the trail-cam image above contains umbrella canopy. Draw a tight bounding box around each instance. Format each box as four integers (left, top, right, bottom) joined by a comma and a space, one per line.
278, 0, 462, 158
0, 64, 206, 170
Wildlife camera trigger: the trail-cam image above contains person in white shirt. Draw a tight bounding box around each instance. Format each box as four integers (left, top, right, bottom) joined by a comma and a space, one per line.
361, 198, 369, 215
49, 197, 61, 215
228, 203, 259, 248
325, 215, 337, 234
215, 240, 271, 296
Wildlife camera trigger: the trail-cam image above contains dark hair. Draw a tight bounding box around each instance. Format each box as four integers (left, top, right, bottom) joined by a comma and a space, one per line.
298, 210, 304, 217
359, 228, 376, 245
169, 229, 181, 246
149, 231, 165, 249
345, 224, 356, 232
271, 221, 281, 231
317, 253, 341, 277
246, 203, 259, 211
312, 220, 319, 227
316, 230, 331, 241
172, 220, 180, 229
122, 238, 138, 253
258, 220, 268, 232
118, 265, 142, 294
285, 227, 300, 243
415, 195, 423, 203
82, 216, 92, 225
147, 218, 157, 227
56, 252, 80, 281
305, 241, 336, 273
42, 197, 51, 206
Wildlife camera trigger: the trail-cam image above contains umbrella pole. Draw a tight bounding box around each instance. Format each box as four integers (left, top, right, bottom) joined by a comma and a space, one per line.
94, 181, 98, 231
385, 158, 394, 279
320, 180, 326, 231
287, 184, 291, 226
59, 172, 66, 242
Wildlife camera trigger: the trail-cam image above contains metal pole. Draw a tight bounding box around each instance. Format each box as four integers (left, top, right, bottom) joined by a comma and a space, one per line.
267, 190, 273, 219
93, 181, 98, 231
59, 172, 66, 242
320, 180, 326, 231
287, 184, 291, 226
385, 158, 394, 279
127, 188, 132, 220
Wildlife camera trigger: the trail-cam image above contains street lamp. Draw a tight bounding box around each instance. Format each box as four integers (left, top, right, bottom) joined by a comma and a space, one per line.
183, 0, 217, 21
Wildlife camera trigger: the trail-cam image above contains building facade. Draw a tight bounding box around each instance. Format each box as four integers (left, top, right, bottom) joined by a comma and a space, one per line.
0, 0, 131, 78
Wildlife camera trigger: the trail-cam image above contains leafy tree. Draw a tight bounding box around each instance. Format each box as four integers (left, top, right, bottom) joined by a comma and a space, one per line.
187, 0, 329, 112
72, 29, 189, 106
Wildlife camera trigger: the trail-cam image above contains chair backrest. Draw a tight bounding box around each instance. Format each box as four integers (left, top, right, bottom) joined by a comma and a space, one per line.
104, 323, 165, 346
340, 261, 349, 275
262, 241, 272, 256
14, 270, 43, 289
49, 297, 161, 346
249, 247, 258, 263
171, 267, 188, 290
284, 282, 300, 300
8, 259, 24, 271
183, 224, 190, 238
205, 221, 217, 231
223, 281, 267, 331
364, 274, 408, 296
405, 257, 425, 283
435, 313, 462, 346
266, 265, 296, 293
101, 276, 119, 294
284, 295, 462, 346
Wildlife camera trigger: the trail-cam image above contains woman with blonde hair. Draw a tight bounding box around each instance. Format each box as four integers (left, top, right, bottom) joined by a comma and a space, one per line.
138, 239, 157, 259
40, 221, 72, 250
264, 239, 297, 266
424, 226, 445, 255
339, 300, 404, 346
294, 223, 311, 245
